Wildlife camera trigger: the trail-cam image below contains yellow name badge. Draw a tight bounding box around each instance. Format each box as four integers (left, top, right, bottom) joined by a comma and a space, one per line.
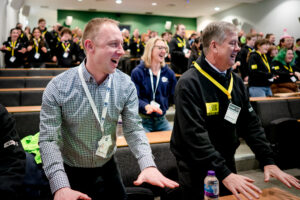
206, 102, 219, 116
251, 64, 257, 70
274, 66, 280, 70
178, 43, 183, 47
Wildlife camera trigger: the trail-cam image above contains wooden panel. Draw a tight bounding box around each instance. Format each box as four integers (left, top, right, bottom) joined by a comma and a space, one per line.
6, 106, 41, 113
220, 187, 300, 200
250, 96, 300, 102
0, 68, 68, 71
273, 92, 300, 97
0, 76, 54, 79
117, 130, 171, 147
0, 88, 45, 92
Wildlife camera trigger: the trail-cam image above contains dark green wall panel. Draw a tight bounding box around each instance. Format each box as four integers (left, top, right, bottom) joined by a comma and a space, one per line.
57, 10, 196, 35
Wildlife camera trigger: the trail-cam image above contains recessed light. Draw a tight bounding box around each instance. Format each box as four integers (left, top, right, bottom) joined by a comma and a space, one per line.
116, 0, 122, 4
152, 2, 157, 6
214, 7, 220, 11
78, 0, 83, 2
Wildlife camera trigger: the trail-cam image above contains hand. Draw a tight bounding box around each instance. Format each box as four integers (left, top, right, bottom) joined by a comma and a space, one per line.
54, 187, 91, 200
264, 165, 300, 189
27, 46, 33, 51
18, 48, 26, 54
222, 173, 262, 200
232, 61, 240, 70
134, 167, 179, 188
52, 56, 57, 62
145, 104, 163, 115
41, 47, 47, 53
1, 45, 6, 50
294, 71, 300, 80
243, 76, 249, 82
184, 50, 191, 58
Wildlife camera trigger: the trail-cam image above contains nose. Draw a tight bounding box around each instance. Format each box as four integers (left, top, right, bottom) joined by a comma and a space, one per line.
235, 43, 240, 52
117, 44, 125, 56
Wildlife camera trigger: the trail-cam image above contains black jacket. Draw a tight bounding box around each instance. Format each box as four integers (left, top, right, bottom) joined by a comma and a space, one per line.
55, 40, 83, 67
248, 51, 274, 87
1, 40, 25, 68
169, 34, 189, 74
272, 60, 299, 83
129, 36, 144, 58
0, 104, 26, 199
235, 45, 254, 79
171, 54, 274, 183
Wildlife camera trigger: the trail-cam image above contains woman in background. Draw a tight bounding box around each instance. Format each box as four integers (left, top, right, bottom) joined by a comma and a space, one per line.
131, 37, 177, 132
188, 37, 202, 68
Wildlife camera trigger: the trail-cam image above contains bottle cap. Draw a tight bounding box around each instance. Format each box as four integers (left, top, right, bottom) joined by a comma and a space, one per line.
207, 170, 215, 176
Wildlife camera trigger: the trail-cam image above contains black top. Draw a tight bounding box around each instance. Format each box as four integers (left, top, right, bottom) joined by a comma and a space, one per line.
169, 34, 189, 74
248, 51, 274, 87
171, 54, 274, 182
235, 45, 254, 79
129, 36, 144, 58
272, 60, 299, 83
187, 45, 201, 68
0, 104, 26, 199
55, 40, 84, 67
27, 37, 49, 66
1, 40, 25, 67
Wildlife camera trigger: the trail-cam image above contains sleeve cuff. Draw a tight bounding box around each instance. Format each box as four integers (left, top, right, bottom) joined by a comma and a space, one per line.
49, 170, 71, 194
138, 154, 156, 171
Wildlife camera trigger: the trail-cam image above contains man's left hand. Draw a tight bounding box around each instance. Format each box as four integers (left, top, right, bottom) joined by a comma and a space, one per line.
264, 165, 300, 189
134, 167, 179, 188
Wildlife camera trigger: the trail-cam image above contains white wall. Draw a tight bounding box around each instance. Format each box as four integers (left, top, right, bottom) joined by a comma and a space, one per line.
197, 0, 300, 44
27, 7, 57, 31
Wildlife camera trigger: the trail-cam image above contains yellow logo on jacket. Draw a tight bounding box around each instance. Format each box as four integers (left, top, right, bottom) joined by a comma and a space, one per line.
251, 64, 257, 70
206, 102, 219, 116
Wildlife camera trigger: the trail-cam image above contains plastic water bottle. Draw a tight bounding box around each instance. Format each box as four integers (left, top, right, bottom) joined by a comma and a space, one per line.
116, 116, 123, 137
204, 170, 219, 200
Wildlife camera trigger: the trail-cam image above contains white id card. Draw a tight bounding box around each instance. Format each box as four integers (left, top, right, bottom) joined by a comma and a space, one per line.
183, 47, 189, 54
96, 135, 112, 158
63, 52, 69, 58
150, 100, 160, 108
290, 76, 297, 82
268, 78, 274, 82
224, 103, 241, 124
34, 53, 40, 59
10, 56, 16, 63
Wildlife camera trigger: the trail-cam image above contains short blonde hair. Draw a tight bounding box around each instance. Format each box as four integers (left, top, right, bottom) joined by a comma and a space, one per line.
82, 18, 119, 51
141, 37, 169, 68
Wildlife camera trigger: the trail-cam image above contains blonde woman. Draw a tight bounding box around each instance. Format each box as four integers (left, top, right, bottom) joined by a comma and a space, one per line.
131, 37, 177, 132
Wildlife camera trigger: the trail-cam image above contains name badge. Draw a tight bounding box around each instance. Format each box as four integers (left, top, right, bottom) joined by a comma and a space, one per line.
290, 76, 297, 82
95, 135, 112, 158
34, 53, 40, 59
150, 100, 160, 108
268, 78, 274, 82
224, 103, 241, 124
63, 52, 69, 58
10, 56, 16, 63
183, 47, 189, 54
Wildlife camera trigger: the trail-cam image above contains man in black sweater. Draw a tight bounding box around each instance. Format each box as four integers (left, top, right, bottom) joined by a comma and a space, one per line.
170, 21, 300, 200
0, 104, 26, 199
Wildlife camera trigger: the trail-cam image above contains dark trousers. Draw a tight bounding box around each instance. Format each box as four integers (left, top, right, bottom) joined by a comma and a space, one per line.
176, 157, 236, 200
64, 156, 127, 200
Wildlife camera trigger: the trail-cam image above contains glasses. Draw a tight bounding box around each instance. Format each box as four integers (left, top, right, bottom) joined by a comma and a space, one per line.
154, 45, 168, 51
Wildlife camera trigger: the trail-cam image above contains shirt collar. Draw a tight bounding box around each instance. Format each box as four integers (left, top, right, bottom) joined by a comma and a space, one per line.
80, 61, 113, 85
205, 58, 227, 76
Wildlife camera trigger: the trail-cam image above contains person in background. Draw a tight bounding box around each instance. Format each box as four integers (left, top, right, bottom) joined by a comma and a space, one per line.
278, 29, 293, 50
0, 104, 26, 199
1, 28, 26, 68
131, 37, 177, 132
38, 18, 55, 60
27, 27, 48, 68
141, 33, 149, 50
129, 28, 143, 58
39, 18, 178, 200
295, 38, 300, 71
24, 26, 32, 41
170, 21, 300, 200
169, 24, 191, 74
271, 48, 300, 93
265, 33, 276, 46
188, 33, 198, 46
235, 33, 257, 82
266, 45, 278, 61
187, 37, 202, 68
248, 39, 274, 97
161, 32, 171, 62
52, 28, 83, 67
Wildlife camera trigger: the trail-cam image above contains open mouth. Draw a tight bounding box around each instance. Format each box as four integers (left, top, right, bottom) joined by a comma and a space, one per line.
111, 58, 118, 64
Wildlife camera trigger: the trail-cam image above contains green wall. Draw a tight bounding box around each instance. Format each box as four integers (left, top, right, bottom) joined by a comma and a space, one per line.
57, 10, 197, 35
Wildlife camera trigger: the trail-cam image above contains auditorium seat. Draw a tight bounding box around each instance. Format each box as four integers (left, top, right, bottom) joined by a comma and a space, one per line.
0, 91, 20, 106
0, 78, 25, 88
21, 90, 44, 106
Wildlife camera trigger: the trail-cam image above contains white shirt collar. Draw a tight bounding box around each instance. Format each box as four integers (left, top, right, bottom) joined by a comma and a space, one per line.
205, 58, 227, 76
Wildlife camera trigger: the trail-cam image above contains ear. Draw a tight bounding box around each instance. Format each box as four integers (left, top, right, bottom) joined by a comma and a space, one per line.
210, 40, 218, 53
84, 39, 94, 53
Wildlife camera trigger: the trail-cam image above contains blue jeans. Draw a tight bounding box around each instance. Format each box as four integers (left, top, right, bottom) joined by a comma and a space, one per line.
141, 115, 171, 132
249, 86, 272, 97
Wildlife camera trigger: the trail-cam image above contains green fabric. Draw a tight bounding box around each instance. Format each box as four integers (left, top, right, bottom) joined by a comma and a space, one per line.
21, 132, 41, 164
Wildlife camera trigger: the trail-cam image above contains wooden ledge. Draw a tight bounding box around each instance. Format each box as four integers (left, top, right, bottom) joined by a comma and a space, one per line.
0, 88, 45, 92
6, 106, 41, 113
250, 96, 300, 102
0, 68, 68, 71
0, 76, 54, 79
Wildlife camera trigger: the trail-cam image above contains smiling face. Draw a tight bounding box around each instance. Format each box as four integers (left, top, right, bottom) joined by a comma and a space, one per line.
33, 28, 41, 39
151, 40, 167, 64
177, 25, 186, 38
214, 32, 240, 70
285, 49, 294, 64
10, 29, 19, 41
86, 23, 125, 75
258, 43, 269, 54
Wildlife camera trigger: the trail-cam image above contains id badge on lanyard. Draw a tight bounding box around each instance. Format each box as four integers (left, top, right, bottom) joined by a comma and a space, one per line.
224, 103, 241, 124
78, 65, 112, 158
149, 69, 161, 108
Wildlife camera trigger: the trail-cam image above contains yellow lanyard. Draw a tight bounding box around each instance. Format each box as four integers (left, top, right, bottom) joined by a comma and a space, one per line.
248, 48, 254, 52
62, 42, 70, 52
194, 62, 233, 100
283, 64, 293, 73
57, 36, 61, 42
11, 41, 16, 57
256, 51, 271, 73
124, 37, 129, 45
42, 30, 47, 38
33, 38, 40, 53
177, 37, 186, 47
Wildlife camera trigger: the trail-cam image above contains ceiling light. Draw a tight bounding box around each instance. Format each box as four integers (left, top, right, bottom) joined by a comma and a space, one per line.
214, 7, 220, 11
78, 0, 83, 2
152, 2, 157, 6
116, 0, 122, 4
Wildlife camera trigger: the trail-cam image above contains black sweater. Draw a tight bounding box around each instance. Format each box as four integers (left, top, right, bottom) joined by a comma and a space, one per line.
272, 60, 299, 83
169, 34, 189, 74
171, 54, 274, 182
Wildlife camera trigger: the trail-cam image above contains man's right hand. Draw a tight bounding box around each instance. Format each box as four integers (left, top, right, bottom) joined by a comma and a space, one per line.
222, 173, 262, 200
54, 187, 91, 200
145, 104, 163, 115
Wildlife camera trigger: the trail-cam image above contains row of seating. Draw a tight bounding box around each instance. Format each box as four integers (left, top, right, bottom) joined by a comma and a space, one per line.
0, 76, 53, 88
0, 68, 67, 77
0, 88, 44, 106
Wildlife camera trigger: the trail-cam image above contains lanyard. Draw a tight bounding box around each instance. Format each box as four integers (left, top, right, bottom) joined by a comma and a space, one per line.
283, 64, 293, 73
42, 30, 47, 38
149, 68, 161, 101
194, 62, 233, 100
11, 41, 16, 57
177, 37, 186, 47
78, 64, 112, 133
256, 51, 271, 73
33, 38, 39, 53
62, 42, 70, 52
124, 37, 129, 45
